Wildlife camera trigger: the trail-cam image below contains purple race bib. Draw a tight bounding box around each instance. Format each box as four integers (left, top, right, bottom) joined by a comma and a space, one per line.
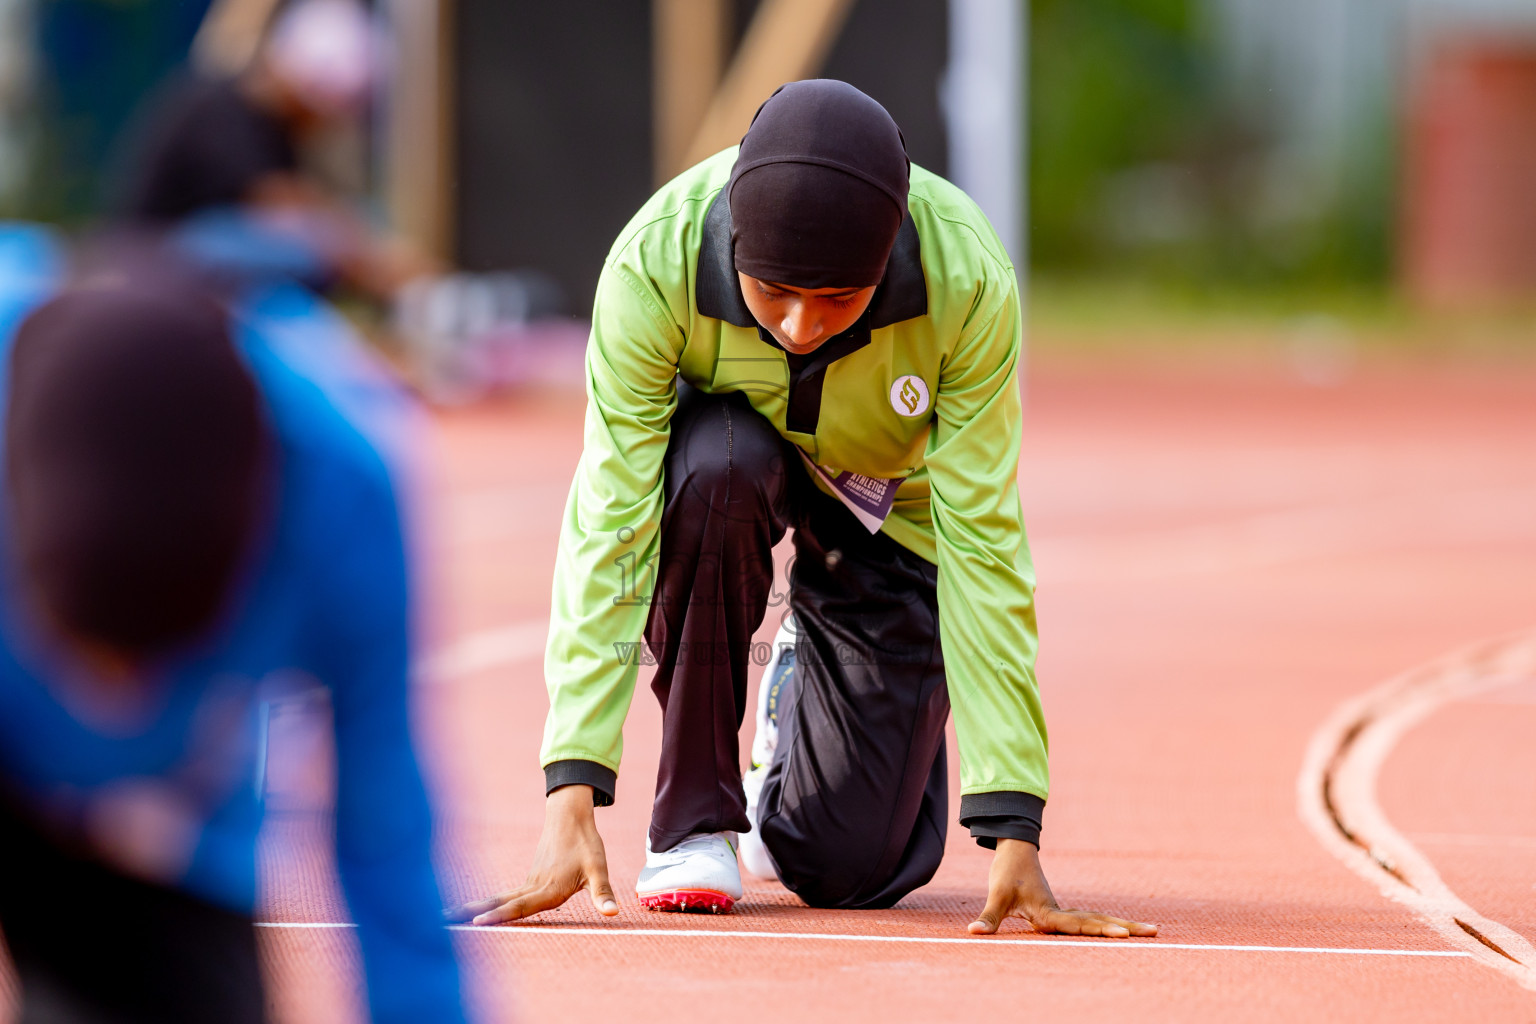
797, 449, 900, 533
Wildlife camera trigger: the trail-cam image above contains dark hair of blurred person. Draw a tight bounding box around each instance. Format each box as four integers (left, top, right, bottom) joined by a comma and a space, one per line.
6, 279, 270, 669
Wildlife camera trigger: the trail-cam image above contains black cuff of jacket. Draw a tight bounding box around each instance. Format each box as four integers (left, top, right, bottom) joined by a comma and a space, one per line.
543, 760, 616, 807
959, 791, 1044, 849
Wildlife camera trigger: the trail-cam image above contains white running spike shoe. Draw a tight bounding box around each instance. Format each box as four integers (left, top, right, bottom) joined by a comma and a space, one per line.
635, 832, 743, 913
740, 616, 796, 879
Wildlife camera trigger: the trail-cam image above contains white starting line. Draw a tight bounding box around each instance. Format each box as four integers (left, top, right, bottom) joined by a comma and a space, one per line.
253, 921, 1469, 959
303, 610, 1527, 974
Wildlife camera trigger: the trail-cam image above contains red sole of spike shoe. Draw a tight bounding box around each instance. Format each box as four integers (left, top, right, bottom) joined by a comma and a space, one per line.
637, 889, 736, 914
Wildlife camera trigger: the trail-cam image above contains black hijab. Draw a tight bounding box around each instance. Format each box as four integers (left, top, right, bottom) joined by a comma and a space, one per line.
729, 80, 910, 289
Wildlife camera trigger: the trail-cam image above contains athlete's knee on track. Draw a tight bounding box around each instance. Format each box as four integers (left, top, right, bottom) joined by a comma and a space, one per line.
759, 815, 921, 910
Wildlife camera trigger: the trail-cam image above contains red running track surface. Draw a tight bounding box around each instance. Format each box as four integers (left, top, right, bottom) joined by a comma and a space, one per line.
10, 350, 1536, 1022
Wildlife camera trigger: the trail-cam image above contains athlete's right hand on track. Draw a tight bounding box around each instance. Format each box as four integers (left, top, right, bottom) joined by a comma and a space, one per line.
967, 838, 1157, 939
444, 784, 620, 925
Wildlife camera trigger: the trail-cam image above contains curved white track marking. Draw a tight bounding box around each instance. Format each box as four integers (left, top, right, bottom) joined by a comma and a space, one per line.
1298, 631, 1536, 991
417, 618, 549, 683
253, 922, 1469, 957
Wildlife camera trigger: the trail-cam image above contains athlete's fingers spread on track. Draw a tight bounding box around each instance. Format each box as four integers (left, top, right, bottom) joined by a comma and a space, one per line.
969, 840, 1156, 938
453, 882, 543, 924
470, 885, 566, 926
464, 783, 616, 924
1036, 910, 1126, 938
443, 890, 521, 922
1032, 909, 1158, 939
1078, 911, 1157, 938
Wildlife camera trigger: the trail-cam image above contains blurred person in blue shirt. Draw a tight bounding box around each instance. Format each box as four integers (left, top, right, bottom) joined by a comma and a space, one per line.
0, 257, 465, 1024
112, 0, 431, 301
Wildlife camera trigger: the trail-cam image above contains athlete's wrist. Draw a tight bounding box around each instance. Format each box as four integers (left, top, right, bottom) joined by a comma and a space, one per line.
994, 836, 1040, 855
545, 784, 597, 826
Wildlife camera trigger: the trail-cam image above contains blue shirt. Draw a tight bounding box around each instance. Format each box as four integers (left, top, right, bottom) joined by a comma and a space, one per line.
0, 230, 465, 1024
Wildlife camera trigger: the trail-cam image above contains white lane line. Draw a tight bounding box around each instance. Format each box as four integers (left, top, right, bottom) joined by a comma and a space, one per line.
1298, 631, 1536, 992
416, 618, 548, 683
296, 620, 1478, 967
253, 922, 1468, 957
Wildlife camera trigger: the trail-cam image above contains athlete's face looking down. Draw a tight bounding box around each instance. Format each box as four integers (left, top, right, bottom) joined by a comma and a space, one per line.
738, 273, 877, 356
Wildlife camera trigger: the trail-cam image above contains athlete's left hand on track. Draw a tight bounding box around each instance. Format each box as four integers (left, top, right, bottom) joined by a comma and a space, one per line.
442, 784, 620, 925
967, 838, 1157, 939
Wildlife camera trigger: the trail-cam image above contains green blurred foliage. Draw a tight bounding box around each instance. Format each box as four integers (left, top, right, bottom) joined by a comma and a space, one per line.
21, 0, 211, 224
1029, 0, 1210, 268
1028, 0, 1394, 287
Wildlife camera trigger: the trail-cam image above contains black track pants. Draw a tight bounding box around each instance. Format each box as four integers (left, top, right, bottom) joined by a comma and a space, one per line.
646, 384, 948, 909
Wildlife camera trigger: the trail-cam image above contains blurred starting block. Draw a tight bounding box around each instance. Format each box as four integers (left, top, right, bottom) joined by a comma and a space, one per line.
253, 682, 333, 810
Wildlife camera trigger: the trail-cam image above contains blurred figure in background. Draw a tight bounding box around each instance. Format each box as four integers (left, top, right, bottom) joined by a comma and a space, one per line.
0, 259, 465, 1023
101, 0, 579, 404
111, 0, 430, 301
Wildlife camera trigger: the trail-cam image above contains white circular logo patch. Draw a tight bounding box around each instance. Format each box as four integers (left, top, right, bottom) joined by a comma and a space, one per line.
889, 375, 930, 417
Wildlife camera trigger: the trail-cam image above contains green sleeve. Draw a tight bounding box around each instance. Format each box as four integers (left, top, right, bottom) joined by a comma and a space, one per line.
925, 272, 1050, 804
539, 258, 683, 781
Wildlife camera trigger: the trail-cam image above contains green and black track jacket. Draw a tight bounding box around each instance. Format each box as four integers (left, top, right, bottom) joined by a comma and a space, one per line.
541, 148, 1049, 846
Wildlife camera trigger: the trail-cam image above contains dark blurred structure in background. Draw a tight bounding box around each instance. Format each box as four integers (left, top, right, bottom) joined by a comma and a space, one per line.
454, 0, 952, 309
4, 0, 1536, 316
0, 0, 1022, 319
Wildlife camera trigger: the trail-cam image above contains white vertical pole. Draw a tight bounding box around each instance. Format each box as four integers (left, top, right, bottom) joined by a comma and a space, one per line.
944, 0, 1027, 363
945, 0, 1025, 279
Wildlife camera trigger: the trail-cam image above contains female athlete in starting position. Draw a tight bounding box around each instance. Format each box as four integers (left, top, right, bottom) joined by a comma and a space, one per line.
457, 79, 1156, 939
